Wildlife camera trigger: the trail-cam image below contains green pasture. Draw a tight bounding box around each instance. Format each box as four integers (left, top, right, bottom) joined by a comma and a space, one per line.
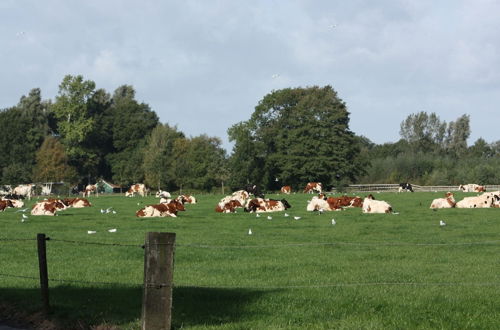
1, 192, 499, 329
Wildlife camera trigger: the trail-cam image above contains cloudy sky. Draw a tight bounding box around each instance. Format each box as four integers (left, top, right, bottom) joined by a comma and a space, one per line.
2, 0, 499, 151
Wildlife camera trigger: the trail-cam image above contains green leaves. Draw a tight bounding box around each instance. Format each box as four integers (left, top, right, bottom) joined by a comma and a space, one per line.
228, 86, 365, 190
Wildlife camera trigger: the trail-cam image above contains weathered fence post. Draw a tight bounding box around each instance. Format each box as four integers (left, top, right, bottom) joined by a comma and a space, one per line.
141, 232, 176, 330
37, 233, 50, 315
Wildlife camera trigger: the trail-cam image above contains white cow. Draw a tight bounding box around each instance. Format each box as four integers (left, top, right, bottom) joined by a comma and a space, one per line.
362, 195, 393, 214
13, 184, 34, 200
155, 190, 171, 199
456, 194, 495, 208
306, 196, 332, 211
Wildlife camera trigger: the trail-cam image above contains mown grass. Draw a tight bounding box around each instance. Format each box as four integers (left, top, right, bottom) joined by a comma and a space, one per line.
1, 191, 499, 329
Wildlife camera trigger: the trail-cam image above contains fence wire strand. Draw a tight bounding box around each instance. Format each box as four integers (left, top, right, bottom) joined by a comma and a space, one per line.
2, 273, 499, 290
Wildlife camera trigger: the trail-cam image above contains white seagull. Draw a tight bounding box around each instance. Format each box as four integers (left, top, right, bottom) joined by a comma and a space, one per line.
248, 228, 252, 235
267, 216, 273, 220
331, 219, 336, 225
112, 210, 117, 214
256, 213, 260, 218
440, 220, 446, 227
100, 209, 105, 214
294, 216, 301, 220
108, 228, 117, 233
22, 214, 28, 219
87, 230, 96, 234
284, 213, 289, 217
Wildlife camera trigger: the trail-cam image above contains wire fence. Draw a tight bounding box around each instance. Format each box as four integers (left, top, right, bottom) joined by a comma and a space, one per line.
334, 184, 500, 193
1, 235, 500, 290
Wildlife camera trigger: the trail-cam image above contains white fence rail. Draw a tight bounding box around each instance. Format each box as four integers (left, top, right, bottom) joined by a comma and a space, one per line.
333, 184, 500, 193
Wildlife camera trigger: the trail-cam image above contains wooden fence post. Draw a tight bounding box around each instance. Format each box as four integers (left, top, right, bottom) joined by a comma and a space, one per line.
141, 232, 176, 330
37, 233, 50, 315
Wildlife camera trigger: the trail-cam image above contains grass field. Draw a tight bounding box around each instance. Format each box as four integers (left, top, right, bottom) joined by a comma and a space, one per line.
1, 192, 499, 329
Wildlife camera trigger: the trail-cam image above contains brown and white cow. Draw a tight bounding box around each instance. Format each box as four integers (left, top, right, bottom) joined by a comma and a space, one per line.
215, 199, 243, 213
280, 186, 292, 194
63, 198, 92, 208
176, 194, 197, 204
1, 198, 24, 208
304, 182, 322, 194
307, 195, 363, 212
126, 184, 147, 197
0, 200, 14, 212
31, 200, 66, 216
430, 192, 456, 209
136, 200, 185, 218
458, 184, 486, 193
362, 194, 393, 214
245, 198, 292, 213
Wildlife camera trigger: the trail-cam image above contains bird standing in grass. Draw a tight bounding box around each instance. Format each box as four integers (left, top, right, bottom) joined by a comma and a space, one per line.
440, 220, 446, 226
248, 229, 252, 235
267, 216, 272, 220
294, 216, 301, 220
331, 219, 336, 225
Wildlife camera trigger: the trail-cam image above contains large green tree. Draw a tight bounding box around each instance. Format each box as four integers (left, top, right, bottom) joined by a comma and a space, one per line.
228, 86, 366, 191
107, 85, 159, 185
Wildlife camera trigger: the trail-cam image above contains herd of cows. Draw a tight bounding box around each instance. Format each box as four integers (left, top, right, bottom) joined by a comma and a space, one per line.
0, 182, 499, 217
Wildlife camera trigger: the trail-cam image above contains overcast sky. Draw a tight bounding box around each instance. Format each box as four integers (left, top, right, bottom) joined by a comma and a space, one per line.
2, 0, 499, 151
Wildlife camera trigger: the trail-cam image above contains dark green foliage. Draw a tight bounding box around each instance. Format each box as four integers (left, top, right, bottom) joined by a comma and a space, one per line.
228, 86, 367, 191
0, 89, 51, 184
171, 135, 227, 191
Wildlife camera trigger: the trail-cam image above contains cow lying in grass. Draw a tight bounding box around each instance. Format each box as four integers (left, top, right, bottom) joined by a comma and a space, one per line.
430, 192, 456, 209
456, 192, 495, 208
136, 200, 185, 218
362, 194, 393, 214
306, 195, 363, 211
244, 198, 291, 213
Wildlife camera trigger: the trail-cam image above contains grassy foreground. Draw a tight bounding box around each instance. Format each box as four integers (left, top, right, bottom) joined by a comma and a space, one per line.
1, 192, 499, 329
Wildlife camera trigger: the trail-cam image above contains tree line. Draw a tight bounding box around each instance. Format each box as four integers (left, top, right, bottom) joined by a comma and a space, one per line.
1, 75, 498, 193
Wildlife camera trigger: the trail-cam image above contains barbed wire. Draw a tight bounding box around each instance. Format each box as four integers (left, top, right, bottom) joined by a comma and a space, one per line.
176, 240, 500, 249
2, 273, 498, 290
171, 281, 500, 289
2, 237, 500, 248
0, 272, 140, 286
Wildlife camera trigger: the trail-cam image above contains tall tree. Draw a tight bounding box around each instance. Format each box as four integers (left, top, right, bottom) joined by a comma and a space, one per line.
107, 85, 159, 185
445, 114, 470, 156
228, 86, 365, 190
399, 112, 446, 151
52, 75, 96, 154
142, 124, 184, 190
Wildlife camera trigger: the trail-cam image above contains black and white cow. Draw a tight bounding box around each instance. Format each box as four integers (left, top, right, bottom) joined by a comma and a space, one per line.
244, 184, 264, 198
398, 183, 413, 192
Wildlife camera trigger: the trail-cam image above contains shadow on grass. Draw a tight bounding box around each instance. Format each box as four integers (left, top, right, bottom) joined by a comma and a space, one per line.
0, 285, 273, 328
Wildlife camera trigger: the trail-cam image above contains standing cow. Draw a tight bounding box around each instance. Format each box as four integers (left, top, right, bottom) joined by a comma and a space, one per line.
126, 184, 147, 197
12, 184, 34, 200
